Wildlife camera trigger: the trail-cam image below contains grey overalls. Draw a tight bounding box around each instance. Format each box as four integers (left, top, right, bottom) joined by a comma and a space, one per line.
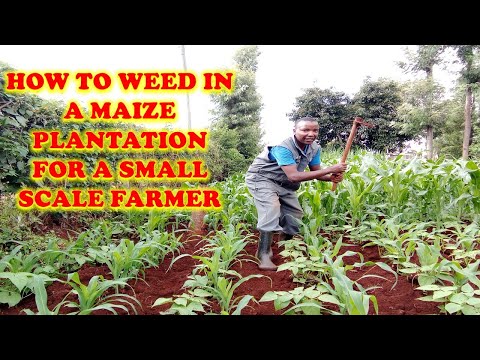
245, 135, 320, 235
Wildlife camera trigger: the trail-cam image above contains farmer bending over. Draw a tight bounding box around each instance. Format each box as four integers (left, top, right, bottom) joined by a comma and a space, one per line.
245, 116, 347, 271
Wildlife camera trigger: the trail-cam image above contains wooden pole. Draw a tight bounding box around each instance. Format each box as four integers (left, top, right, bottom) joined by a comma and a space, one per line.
181, 45, 192, 130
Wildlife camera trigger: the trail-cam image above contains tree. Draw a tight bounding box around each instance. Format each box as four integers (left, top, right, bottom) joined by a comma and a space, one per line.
352, 77, 411, 152
449, 45, 480, 159
205, 125, 246, 180
397, 78, 446, 157
434, 87, 467, 159
0, 62, 65, 191
288, 81, 408, 153
398, 45, 446, 77
397, 45, 447, 159
207, 46, 263, 180
0, 62, 147, 192
287, 87, 354, 148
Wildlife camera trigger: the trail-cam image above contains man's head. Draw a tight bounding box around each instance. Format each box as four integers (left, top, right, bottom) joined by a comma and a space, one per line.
293, 117, 319, 146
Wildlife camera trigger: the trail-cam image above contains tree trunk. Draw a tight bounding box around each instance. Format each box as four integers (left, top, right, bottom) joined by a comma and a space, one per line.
462, 85, 473, 160
425, 70, 434, 160
426, 125, 434, 159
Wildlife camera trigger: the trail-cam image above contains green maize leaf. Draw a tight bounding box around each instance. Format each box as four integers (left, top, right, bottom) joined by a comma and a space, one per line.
32, 276, 50, 314
370, 296, 379, 314
232, 295, 253, 315
340, 250, 357, 258
331, 237, 343, 257
349, 291, 368, 315
66, 272, 81, 285
374, 262, 399, 290
85, 303, 129, 315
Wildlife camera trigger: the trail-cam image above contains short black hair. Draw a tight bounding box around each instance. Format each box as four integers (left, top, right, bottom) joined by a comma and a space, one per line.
294, 116, 318, 128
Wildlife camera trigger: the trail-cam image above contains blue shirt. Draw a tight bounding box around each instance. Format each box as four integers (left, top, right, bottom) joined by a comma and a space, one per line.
269, 145, 321, 167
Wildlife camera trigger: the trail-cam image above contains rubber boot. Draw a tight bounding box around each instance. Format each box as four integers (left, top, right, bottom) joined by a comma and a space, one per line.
256, 231, 277, 271
283, 233, 293, 240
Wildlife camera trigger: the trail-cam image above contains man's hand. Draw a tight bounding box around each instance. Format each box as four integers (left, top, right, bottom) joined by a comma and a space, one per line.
329, 163, 348, 174
331, 173, 344, 183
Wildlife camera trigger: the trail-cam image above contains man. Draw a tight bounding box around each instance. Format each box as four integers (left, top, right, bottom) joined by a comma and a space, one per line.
245, 117, 347, 270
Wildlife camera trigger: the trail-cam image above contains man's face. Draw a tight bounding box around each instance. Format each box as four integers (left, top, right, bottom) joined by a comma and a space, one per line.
293, 120, 319, 145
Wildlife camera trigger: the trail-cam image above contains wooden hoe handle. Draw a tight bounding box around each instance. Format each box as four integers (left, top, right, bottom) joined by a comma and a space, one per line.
331, 117, 371, 191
